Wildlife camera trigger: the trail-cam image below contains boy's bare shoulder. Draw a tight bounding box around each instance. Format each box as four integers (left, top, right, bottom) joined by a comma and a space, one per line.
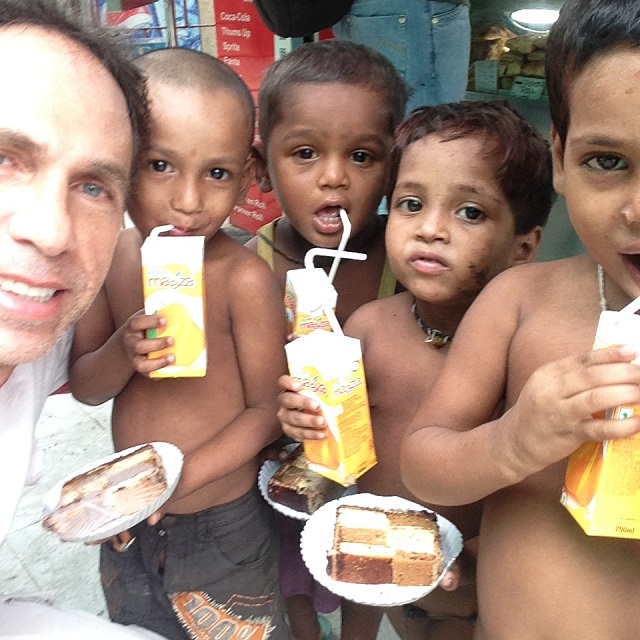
206, 231, 279, 289
104, 227, 143, 287
345, 293, 408, 339
474, 256, 588, 310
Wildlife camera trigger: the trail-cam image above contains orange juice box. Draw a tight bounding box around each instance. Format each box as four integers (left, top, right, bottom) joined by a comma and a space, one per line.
284, 246, 366, 337
140, 225, 206, 378
561, 307, 640, 538
285, 329, 377, 486
284, 268, 338, 336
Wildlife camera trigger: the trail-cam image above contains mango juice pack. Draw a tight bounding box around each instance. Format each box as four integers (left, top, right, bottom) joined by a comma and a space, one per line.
561, 309, 640, 538
284, 268, 338, 337
141, 226, 206, 378
285, 329, 377, 486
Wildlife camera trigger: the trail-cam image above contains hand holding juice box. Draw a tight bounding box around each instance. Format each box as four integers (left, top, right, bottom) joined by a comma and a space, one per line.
141, 225, 207, 378
285, 328, 377, 486
561, 296, 640, 539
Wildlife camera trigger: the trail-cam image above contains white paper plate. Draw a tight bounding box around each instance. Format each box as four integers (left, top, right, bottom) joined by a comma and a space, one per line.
42, 442, 183, 543
300, 492, 463, 607
258, 444, 355, 521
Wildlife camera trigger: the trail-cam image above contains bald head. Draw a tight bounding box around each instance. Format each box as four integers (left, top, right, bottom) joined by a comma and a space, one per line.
136, 47, 255, 145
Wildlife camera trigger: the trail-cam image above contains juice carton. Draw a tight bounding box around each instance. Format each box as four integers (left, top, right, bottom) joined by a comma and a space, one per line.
141, 225, 207, 378
561, 304, 640, 539
284, 268, 338, 336
285, 329, 377, 486
284, 209, 366, 337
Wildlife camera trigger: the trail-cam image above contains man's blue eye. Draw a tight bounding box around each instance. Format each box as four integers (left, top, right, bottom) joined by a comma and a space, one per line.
83, 183, 104, 198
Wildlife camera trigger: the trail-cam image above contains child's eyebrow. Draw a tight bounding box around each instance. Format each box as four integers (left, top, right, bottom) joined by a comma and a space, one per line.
570, 134, 624, 148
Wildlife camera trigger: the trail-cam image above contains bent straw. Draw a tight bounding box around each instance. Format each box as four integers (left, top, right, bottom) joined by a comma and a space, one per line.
620, 295, 640, 315
322, 303, 344, 337
150, 224, 174, 237
328, 208, 351, 284
304, 248, 366, 271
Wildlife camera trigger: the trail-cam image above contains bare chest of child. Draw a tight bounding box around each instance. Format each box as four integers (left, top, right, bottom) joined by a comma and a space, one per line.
476, 265, 640, 640
109, 234, 265, 512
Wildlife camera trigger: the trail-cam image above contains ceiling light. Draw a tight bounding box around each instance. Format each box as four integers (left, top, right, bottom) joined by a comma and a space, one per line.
509, 9, 559, 33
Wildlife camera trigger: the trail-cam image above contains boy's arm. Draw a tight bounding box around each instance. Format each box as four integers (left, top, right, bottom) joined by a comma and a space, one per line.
401, 271, 640, 506
170, 257, 287, 502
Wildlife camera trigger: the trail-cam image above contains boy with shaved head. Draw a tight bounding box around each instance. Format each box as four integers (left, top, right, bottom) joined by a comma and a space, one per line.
70, 47, 290, 639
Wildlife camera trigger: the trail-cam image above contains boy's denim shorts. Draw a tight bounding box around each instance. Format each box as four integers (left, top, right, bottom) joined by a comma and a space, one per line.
334, 0, 471, 113
100, 487, 289, 640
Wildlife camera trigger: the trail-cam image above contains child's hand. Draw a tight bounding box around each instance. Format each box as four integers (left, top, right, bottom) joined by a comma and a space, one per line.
277, 374, 328, 442
259, 436, 296, 463
121, 310, 174, 376
509, 344, 640, 475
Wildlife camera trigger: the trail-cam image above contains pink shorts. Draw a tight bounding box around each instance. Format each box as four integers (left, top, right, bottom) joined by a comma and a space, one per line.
276, 512, 340, 614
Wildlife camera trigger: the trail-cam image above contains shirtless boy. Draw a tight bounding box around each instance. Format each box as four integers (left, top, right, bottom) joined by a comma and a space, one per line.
69, 48, 289, 640
279, 100, 552, 640
401, 2, 640, 638
246, 39, 409, 324
246, 40, 407, 640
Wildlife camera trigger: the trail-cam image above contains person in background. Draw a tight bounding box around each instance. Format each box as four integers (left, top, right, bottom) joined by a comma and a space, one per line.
333, 1, 471, 113
69, 47, 289, 640
401, 1, 640, 638
278, 100, 553, 640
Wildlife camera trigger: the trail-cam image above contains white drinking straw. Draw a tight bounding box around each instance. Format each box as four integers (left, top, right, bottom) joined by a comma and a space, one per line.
620, 295, 640, 315
150, 224, 174, 237
328, 208, 351, 284
322, 303, 344, 337
303, 248, 366, 271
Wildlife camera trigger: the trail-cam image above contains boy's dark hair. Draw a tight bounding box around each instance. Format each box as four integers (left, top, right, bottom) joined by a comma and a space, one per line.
546, 0, 640, 148
1, 0, 149, 159
389, 100, 554, 235
258, 39, 409, 144
136, 47, 255, 148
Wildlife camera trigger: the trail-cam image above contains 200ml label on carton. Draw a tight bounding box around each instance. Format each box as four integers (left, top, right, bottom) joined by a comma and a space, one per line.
141, 233, 207, 378
561, 310, 640, 538
285, 330, 377, 486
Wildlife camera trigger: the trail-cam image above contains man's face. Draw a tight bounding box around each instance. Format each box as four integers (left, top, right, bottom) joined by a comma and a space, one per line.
0, 26, 133, 379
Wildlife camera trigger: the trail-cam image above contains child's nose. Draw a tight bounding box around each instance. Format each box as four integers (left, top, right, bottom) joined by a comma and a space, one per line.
417, 209, 451, 242
318, 157, 348, 190
171, 177, 203, 214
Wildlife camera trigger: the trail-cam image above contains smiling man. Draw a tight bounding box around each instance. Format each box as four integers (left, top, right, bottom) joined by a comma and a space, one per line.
0, 0, 148, 544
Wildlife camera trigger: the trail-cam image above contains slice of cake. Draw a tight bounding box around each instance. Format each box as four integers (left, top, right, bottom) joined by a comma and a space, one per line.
267, 445, 345, 514
327, 504, 444, 586
43, 444, 167, 541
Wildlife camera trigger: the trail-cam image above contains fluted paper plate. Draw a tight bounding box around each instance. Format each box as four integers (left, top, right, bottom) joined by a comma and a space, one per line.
300, 492, 463, 607
42, 442, 183, 543
259, 444, 355, 521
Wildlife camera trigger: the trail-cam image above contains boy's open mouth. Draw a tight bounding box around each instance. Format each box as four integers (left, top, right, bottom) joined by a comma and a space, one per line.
624, 254, 640, 271
313, 206, 344, 235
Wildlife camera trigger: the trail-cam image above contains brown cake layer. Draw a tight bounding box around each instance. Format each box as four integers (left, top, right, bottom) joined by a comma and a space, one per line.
267, 445, 344, 514
327, 504, 444, 586
43, 444, 167, 540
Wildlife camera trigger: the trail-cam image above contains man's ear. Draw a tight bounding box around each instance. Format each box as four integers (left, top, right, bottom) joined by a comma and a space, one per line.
235, 151, 255, 206
550, 125, 566, 198
252, 139, 272, 193
510, 226, 542, 266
